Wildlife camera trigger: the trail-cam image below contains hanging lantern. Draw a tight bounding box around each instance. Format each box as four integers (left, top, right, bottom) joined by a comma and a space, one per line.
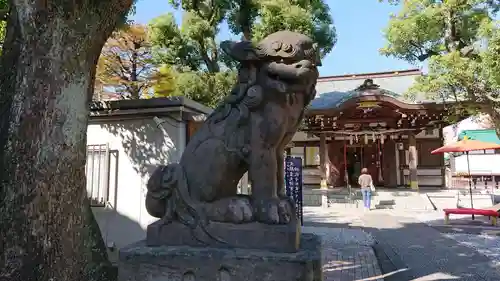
380, 134, 385, 145
364, 134, 368, 144
372, 133, 375, 142
349, 135, 353, 145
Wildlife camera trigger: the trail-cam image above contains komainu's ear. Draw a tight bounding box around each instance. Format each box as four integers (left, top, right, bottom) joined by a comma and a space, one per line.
312, 43, 322, 66
220, 40, 261, 62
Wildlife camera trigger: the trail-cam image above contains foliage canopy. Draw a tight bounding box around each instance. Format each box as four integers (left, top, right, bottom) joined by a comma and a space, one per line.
149, 0, 336, 107
381, 0, 500, 131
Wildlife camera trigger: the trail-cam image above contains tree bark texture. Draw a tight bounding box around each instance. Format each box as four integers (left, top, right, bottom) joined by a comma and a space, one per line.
0, 1, 133, 281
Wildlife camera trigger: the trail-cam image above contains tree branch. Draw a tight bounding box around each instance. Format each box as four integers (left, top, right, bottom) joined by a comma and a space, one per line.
237, 0, 253, 40
409, 41, 439, 61
197, 38, 219, 73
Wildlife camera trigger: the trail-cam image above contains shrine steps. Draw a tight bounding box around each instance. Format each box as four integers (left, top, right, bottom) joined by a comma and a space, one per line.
303, 188, 435, 210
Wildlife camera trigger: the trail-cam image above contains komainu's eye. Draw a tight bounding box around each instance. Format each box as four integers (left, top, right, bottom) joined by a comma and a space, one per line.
271, 41, 282, 51
282, 43, 292, 52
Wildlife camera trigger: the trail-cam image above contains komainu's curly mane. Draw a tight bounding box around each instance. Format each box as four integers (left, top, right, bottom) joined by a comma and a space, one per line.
210, 65, 263, 125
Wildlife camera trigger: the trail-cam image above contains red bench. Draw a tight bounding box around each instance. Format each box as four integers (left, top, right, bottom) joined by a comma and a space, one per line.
443, 208, 499, 226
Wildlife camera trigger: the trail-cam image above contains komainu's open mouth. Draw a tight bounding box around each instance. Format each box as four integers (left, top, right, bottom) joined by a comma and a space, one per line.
264, 61, 315, 87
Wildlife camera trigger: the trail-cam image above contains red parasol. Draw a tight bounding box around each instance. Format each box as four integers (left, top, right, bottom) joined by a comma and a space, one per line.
431, 139, 500, 154
431, 137, 500, 219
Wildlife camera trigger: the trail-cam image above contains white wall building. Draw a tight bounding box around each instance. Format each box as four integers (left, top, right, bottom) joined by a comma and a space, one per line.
87, 97, 212, 261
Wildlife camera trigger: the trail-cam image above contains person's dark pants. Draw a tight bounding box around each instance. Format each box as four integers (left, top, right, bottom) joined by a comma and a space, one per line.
361, 189, 371, 209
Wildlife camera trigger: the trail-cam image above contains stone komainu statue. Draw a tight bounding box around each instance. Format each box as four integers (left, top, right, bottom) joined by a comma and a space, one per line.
145, 31, 320, 241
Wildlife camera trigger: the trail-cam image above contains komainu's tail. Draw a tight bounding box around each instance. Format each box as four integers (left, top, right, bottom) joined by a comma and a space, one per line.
145, 163, 226, 244
145, 165, 176, 219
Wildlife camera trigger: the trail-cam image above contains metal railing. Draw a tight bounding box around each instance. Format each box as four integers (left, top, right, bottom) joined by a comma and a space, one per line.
86, 144, 110, 207
450, 175, 500, 191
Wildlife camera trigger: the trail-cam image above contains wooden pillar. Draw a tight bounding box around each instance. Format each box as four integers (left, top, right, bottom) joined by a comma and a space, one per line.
395, 139, 401, 186
408, 133, 419, 190
319, 133, 328, 189
439, 127, 446, 188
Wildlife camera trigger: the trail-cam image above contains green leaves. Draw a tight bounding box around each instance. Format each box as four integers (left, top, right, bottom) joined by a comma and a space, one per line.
381, 0, 494, 62
152, 65, 236, 107
149, 13, 201, 71
479, 20, 500, 90
149, 0, 336, 107
382, 0, 500, 122
381, 0, 445, 62
0, 0, 7, 54
250, 0, 336, 57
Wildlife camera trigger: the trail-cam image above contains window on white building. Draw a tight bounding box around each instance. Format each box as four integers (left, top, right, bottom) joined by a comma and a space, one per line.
86, 144, 110, 207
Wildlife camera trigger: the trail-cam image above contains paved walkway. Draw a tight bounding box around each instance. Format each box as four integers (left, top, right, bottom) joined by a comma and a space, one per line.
361, 212, 500, 280
303, 226, 383, 281
304, 207, 500, 281
303, 208, 384, 281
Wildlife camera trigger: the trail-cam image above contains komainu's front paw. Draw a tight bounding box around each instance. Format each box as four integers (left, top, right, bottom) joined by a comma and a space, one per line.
252, 197, 295, 224
203, 196, 253, 223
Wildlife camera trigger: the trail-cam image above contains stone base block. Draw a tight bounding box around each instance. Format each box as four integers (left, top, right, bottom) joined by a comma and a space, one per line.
147, 220, 299, 253
119, 233, 323, 281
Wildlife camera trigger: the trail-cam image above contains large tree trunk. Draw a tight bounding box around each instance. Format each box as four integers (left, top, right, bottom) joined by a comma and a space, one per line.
0, 1, 133, 281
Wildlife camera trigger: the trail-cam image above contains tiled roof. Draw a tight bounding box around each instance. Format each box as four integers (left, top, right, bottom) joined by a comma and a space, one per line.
309, 88, 400, 110
310, 69, 429, 110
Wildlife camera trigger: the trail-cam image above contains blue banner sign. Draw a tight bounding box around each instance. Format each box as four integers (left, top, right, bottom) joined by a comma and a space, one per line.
285, 156, 303, 225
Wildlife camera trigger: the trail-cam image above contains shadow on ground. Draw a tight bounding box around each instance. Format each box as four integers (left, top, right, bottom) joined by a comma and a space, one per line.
93, 206, 146, 266
304, 208, 500, 281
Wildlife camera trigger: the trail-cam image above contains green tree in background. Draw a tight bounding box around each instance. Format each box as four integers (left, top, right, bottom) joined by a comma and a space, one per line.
381, 0, 500, 135
0, 0, 7, 53
150, 0, 336, 107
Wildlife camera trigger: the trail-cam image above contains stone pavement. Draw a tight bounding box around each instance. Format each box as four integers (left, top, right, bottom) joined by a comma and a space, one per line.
361, 211, 500, 281
304, 206, 500, 281
303, 226, 383, 281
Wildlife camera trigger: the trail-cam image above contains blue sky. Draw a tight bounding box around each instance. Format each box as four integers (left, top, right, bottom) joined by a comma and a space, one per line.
131, 0, 422, 76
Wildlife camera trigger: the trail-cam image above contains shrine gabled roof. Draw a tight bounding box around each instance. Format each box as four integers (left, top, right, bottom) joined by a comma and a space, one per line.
315, 69, 421, 94
308, 69, 434, 111
308, 88, 401, 110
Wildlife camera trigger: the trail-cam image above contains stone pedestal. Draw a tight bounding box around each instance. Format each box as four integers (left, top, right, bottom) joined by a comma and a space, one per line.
118, 233, 323, 281
146, 220, 300, 253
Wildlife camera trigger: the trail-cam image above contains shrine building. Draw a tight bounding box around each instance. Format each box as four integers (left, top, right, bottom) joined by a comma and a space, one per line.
289, 69, 450, 189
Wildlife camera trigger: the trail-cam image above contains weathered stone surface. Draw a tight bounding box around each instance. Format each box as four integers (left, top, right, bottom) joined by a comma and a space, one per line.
119, 233, 323, 281
144, 30, 321, 245
146, 219, 300, 253
118, 30, 324, 280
